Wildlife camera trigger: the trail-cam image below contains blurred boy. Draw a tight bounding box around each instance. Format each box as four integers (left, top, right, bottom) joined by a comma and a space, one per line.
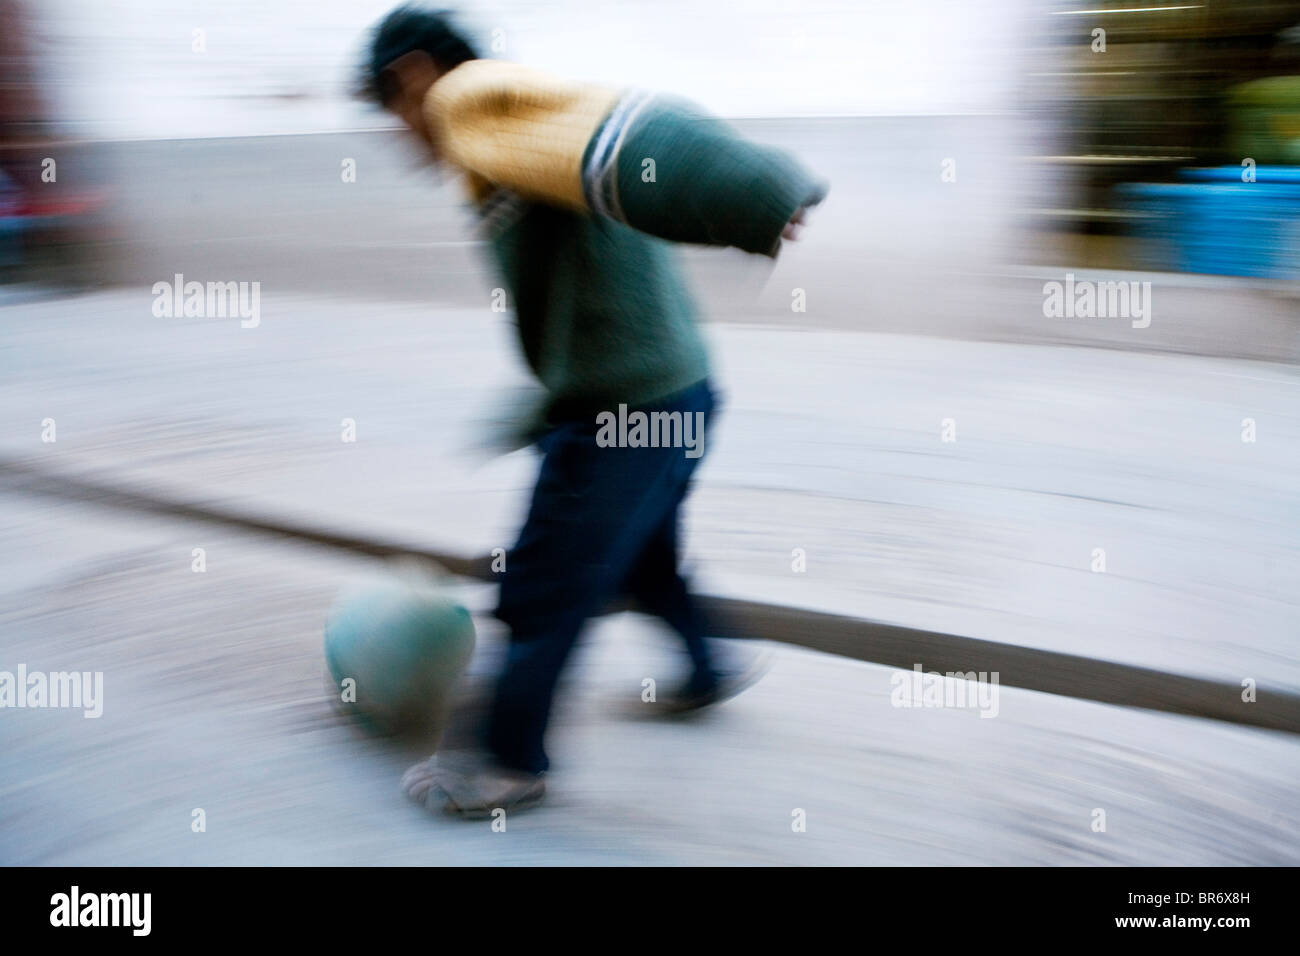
361, 6, 825, 816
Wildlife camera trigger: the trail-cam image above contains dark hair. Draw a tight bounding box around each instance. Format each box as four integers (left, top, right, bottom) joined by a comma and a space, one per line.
360, 6, 479, 106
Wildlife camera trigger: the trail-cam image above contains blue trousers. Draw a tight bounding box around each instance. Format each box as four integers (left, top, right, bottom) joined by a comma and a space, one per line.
488, 379, 718, 773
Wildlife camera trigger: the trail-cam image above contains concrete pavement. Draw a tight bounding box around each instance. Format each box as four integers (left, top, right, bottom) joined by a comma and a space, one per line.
1, 495, 1296, 865
1, 288, 1297, 864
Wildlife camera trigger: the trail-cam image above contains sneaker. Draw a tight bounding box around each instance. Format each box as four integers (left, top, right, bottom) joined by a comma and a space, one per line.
401, 751, 545, 819
658, 650, 772, 715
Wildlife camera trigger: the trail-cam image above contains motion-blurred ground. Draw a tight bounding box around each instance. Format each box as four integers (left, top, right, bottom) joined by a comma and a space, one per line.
0, 284, 1296, 864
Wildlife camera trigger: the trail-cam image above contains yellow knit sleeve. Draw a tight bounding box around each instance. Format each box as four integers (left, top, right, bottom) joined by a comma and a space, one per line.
424, 59, 623, 212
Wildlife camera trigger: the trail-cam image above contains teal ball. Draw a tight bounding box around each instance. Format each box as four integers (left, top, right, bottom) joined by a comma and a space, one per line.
324, 579, 476, 734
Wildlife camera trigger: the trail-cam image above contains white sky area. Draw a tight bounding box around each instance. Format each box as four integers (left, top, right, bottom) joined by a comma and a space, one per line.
35, 0, 1030, 139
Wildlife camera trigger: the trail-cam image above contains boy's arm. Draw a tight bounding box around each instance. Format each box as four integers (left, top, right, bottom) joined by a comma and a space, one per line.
586, 94, 828, 257
426, 60, 827, 255
425, 59, 623, 212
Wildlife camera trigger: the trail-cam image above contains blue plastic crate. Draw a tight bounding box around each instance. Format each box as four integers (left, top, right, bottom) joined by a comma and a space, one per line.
1120, 167, 1300, 279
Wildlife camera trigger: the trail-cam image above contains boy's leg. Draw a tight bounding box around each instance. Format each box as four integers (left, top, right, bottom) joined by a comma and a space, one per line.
620, 496, 717, 682
620, 501, 769, 709
487, 416, 702, 774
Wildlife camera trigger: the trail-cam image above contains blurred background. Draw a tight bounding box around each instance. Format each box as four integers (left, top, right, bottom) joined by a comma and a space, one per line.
0, 0, 1297, 865
5, 0, 1300, 304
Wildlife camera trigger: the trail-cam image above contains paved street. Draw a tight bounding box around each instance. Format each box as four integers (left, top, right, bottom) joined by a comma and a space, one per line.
1, 289, 1296, 864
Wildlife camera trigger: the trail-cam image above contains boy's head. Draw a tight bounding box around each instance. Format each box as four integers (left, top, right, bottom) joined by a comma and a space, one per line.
361, 6, 479, 142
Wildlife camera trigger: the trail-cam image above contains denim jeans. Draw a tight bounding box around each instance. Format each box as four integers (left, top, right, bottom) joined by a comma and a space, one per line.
488, 379, 718, 773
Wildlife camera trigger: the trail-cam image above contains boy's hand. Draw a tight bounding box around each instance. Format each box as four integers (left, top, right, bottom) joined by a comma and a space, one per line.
782, 207, 809, 242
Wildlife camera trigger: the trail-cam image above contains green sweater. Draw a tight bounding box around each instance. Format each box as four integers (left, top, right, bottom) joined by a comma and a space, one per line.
472, 89, 827, 423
